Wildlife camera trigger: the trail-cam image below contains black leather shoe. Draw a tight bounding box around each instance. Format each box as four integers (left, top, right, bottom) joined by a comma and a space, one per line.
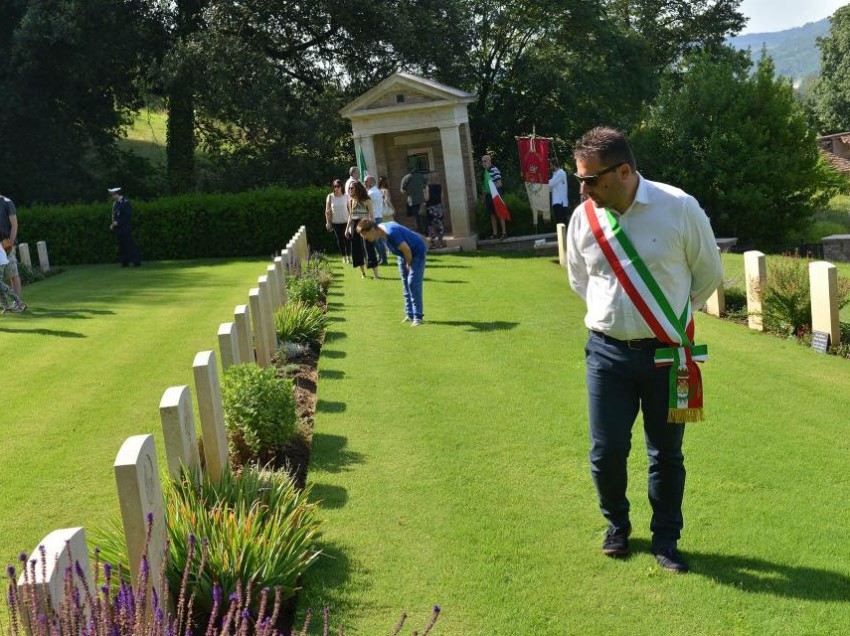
602, 526, 631, 557
653, 547, 689, 573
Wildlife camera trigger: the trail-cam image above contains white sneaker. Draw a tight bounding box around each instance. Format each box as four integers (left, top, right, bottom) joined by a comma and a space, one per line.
401, 316, 412, 323
411, 319, 422, 327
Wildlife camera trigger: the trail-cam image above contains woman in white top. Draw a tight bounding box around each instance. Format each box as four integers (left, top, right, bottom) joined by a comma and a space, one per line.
325, 179, 351, 263
345, 181, 379, 279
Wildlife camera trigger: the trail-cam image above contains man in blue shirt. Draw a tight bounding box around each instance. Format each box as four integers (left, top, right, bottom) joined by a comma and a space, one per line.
356, 219, 426, 326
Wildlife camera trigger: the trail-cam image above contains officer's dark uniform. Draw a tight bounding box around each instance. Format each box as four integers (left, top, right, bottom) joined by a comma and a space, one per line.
111, 195, 141, 267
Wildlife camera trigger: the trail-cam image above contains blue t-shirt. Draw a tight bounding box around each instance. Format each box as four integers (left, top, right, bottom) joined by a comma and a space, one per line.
381, 222, 426, 259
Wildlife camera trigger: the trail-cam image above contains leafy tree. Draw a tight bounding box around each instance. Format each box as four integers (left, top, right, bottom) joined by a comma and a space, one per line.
0, 0, 162, 203
631, 49, 840, 244
812, 5, 850, 134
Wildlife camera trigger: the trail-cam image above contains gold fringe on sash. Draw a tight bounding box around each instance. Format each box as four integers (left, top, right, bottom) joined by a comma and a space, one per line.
667, 408, 704, 424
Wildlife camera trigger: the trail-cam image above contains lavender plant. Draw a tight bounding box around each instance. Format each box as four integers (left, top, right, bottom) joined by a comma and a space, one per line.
5, 523, 441, 636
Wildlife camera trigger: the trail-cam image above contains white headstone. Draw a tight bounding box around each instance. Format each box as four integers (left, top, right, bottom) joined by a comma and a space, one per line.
159, 385, 201, 480
16, 527, 94, 615
36, 240, 50, 272
266, 264, 282, 309
217, 322, 240, 370
192, 351, 230, 483
744, 250, 766, 331
809, 261, 840, 348
233, 304, 254, 365
18, 243, 32, 268
258, 276, 278, 358
249, 289, 271, 367
274, 256, 288, 304
556, 223, 567, 268
113, 434, 166, 599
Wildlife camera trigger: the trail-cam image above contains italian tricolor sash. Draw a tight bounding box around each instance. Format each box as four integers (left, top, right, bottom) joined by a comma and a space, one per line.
584, 199, 707, 423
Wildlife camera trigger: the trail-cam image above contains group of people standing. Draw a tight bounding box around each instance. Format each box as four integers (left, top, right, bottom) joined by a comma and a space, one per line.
325, 167, 394, 279
324, 165, 428, 326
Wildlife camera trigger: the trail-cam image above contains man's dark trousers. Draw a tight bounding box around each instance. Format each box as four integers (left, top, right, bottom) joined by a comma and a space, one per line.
585, 331, 686, 550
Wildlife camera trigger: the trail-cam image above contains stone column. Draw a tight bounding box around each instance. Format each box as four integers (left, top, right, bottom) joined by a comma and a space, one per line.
744, 250, 766, 331
809, 261, 840, 348
249, 288, 272, 367
36, 241, 50, 272
18, 243, 32, 268
113, 434, 166, 598
17, 527, 94, 615
556, 223, 568, 268
440, 125, 472, 244
233, 304, 254, 365
192, 351, 230, 483
217, 322, 240, 370
159, 385, 201, 480
258, 276, 278, 357
705, 247, 725, 317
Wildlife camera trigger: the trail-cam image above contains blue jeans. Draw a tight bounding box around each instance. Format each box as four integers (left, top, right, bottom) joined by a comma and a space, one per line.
398, 254, 425, 320
585, 332, 685, 549
374, 217, 388, 263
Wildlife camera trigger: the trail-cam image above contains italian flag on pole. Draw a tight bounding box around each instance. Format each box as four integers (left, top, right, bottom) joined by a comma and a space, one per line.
484, 169, 511, 220
358, 147, 369, 179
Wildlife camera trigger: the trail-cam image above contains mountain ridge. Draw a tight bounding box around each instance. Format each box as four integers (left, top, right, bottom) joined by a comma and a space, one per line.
727, 17, 830, 82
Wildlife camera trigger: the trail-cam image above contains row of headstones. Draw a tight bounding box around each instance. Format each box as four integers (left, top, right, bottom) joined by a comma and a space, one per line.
9, 241, 51, 272
556, 226, 841, 348
15, 227, 311, 619
714, 250, 841, 348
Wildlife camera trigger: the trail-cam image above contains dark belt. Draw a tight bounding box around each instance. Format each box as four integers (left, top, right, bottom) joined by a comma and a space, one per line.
590, 330, 665, 351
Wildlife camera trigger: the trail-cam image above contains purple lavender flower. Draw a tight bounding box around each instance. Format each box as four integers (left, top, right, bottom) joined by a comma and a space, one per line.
74, 561, 86, 579
213, 584, 222, 606
151, 586, 159, 609
229, 592, 239, 603
434, 605, 441, 613
103, 562, 112, 577
18, 552, 27, 563
155, 607, 165, 623
188, 534, 197, 547
7, 565, 16, 578
146, 512, 153, 524
141, 556, 150, 577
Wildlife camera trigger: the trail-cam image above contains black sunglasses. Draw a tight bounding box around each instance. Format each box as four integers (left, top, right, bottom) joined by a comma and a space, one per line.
573, 162, 625, 186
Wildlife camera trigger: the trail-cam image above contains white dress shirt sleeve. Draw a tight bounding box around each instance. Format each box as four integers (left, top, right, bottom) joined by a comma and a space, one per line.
683, 197, 724, 309
566, 205, 588, 301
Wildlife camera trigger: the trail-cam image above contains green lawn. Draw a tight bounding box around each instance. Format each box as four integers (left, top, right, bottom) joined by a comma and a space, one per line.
302, 251, 850, 635
0, 258, 267, 570
5, 251, 850, 635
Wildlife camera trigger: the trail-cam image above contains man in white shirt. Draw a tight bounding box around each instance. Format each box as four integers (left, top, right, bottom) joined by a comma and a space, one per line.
344, 166, 360, 199
567, 127, 722, 575
548, 158, 569, 225
365, 175, 388, 264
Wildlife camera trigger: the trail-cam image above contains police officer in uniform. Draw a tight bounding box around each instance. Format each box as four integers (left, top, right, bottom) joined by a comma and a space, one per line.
108, 187, 141, 267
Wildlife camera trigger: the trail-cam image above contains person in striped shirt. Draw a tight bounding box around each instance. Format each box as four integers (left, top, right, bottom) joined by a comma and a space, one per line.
481, 155, 507, 240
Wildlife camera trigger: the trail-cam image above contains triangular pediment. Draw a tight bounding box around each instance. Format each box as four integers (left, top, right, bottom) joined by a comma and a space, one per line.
340, 72, 474, 119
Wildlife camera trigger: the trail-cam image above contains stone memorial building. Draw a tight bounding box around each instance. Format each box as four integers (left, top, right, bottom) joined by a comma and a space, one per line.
340, 72, 479, 250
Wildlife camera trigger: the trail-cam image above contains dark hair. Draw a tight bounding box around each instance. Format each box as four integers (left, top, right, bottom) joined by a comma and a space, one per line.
357, 218, 377, 233
378, 176, 389, 189
350, 180, 369, 202
573, 127, 636, 170
331, 179, 342, 188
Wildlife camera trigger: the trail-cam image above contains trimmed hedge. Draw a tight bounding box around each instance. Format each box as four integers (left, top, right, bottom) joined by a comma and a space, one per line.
18, 186, 336, 265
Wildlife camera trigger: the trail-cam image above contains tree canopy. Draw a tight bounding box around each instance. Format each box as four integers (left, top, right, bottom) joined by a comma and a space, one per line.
812, 5, 850, 134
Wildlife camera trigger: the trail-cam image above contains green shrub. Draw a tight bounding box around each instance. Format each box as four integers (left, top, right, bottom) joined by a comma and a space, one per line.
275, 300, 329, 343
222, 363, 297, 462
286, 275, 322, 305
19, 186, 335, 265
305, 253, 334, 291
165, 467, 321, 619
92, 466, 322, 624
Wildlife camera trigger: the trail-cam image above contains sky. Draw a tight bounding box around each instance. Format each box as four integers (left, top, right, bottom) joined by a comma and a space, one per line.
740, 0, 849, 33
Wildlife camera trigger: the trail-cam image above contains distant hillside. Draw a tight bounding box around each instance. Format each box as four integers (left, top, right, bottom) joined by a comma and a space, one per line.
727, 18, 830, 82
